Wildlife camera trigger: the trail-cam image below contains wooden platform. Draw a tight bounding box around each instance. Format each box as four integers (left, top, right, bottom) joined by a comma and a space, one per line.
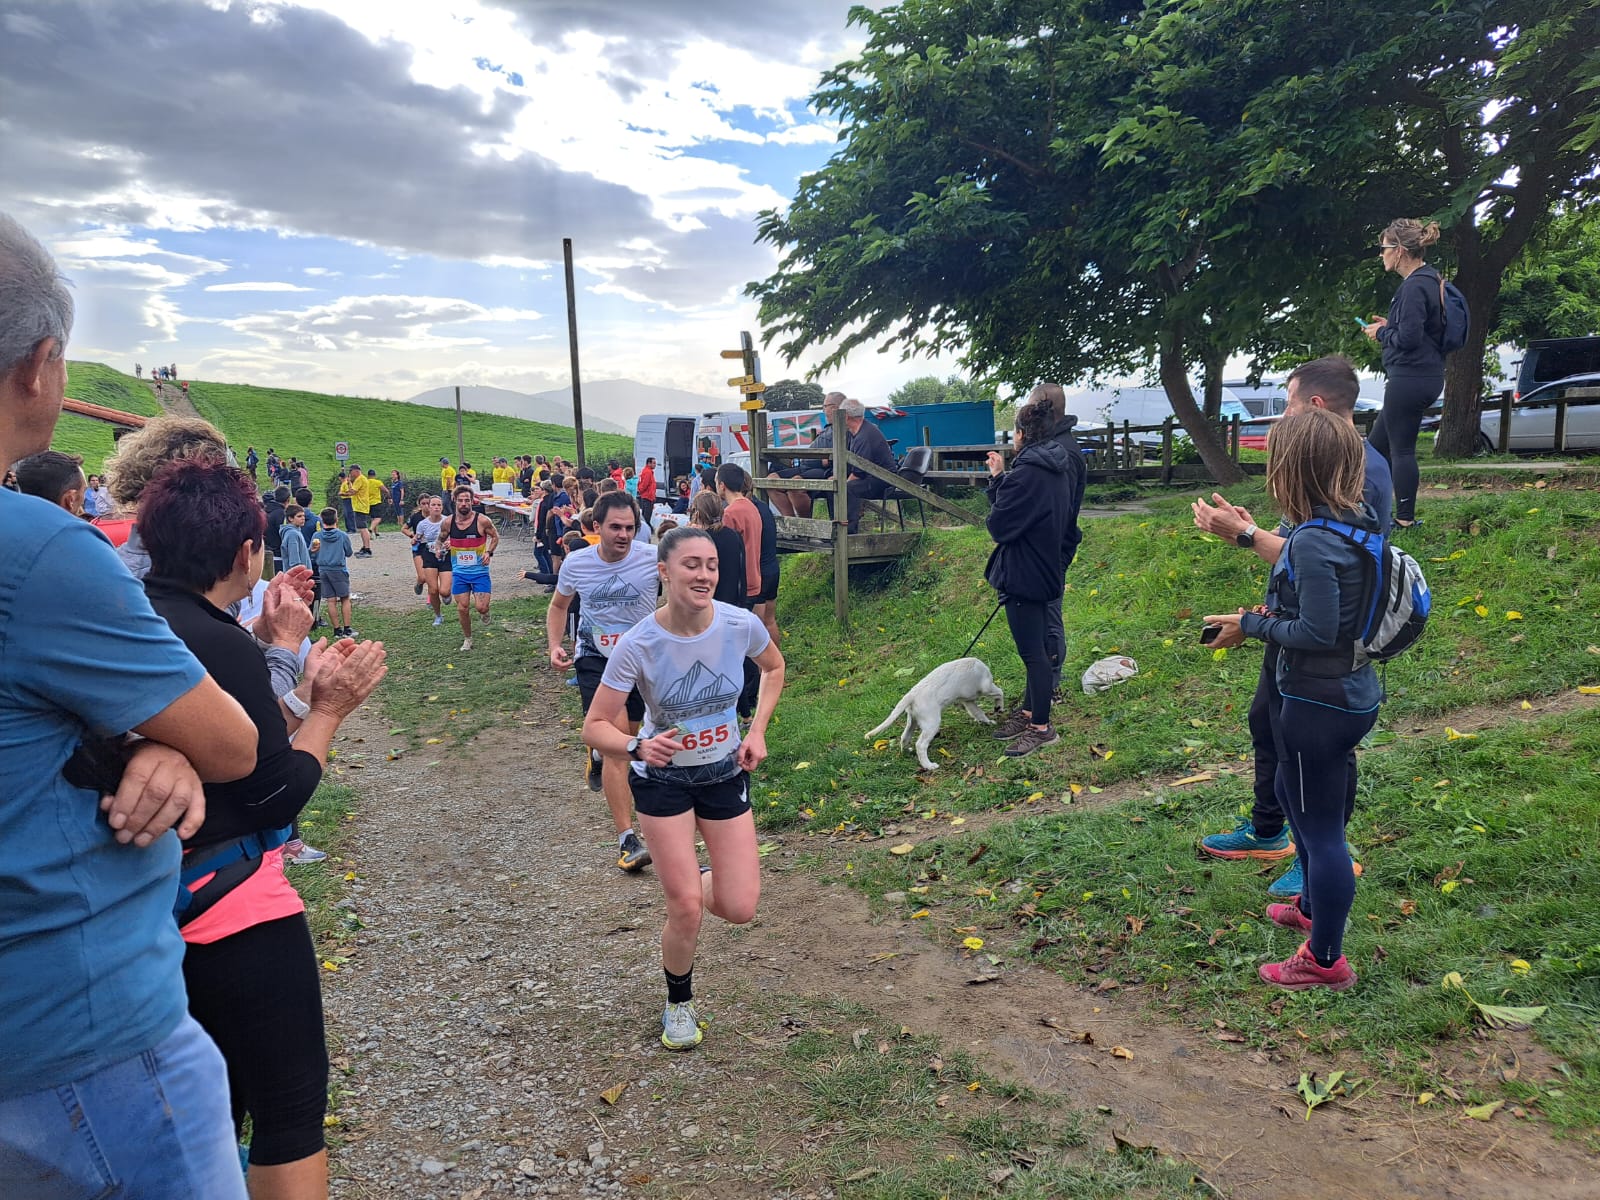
774, 515, 920, 563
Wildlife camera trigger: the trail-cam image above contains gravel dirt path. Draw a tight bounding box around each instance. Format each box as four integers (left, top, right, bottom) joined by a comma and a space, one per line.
317, 533, 1597, 1199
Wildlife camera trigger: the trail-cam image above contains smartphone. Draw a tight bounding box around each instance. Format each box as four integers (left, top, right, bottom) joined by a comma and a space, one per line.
1201, 624, 1222, 645
1353, 317, 1368, 329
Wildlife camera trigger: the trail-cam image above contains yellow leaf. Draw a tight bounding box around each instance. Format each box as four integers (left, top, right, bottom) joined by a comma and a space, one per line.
1505, 611, 1522, 621
1464, 1100, 1504, 1121
962, 937, 985, 950
938, 747, 953, 758
1211, 647, 1228, 662
426, 694, 439, 700
445, 662, 455, 669
1443, 727, 1477, 740
1441, 880, 1460, 894
910, 909, 930, 919
949, 816, 966, 826
794, 761, 811, 769
889, 843, 915, 855
873, 739, 890, 751
1520, 700, 1533, 710
1417, 1092, 1435, 1106
1442, 971, 1465, 990
1027, 791, 1045, 803
1111, 1046, 1134, 1060
599, 1081, 629, 1105
321, 960, 338, 971
1579, 687, 1600, 696
1081, 891, 1095, 901
425, 738, 443, 745
1069, 782, 1083, 795
972, 887, 992, 897
343, 871, 356, 881
966, 1081, 982, 1092
1103, 750, 1114, 761
1173, 772, 1213, 787
323, 1114, 341, 1127
1473, 605, 1488, 618
908, 885, 929, 894
1510, 959, 1531, 973
837, 678, 848, 687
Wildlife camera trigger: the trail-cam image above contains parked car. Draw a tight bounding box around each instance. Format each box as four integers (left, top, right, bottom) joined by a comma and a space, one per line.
1475, 372, 1600, 453
1514, 337, 1600, 400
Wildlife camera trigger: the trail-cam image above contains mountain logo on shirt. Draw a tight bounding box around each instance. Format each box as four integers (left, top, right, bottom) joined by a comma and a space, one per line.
659, 661, 740, 717
590, 574, 647, 606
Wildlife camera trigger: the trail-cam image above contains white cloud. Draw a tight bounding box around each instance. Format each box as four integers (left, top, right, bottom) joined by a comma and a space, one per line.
204, 281, 316, 292
222, 293, 543, 354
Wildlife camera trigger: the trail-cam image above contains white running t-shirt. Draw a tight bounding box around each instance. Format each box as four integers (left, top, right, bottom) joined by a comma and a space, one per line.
556, 540, 660, 659
601, 601, 771, 785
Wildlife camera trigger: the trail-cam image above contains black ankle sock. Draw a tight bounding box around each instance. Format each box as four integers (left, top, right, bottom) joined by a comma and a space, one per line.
665, 966, 694, 1004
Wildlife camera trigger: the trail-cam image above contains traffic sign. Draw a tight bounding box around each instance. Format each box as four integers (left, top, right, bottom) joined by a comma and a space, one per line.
334, 440, 350, 461
719, 349, 746, 359
727, 374, 755, 386
739, 382, 767, 394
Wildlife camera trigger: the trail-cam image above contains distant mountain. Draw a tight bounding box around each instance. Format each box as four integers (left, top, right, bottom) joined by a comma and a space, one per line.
406, 379, 726, 435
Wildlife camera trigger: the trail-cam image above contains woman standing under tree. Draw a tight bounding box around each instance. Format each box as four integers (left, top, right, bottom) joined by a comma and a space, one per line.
582, 527, 785, 1050
984, 401, 1072, 758
1364, 218, 1447, 529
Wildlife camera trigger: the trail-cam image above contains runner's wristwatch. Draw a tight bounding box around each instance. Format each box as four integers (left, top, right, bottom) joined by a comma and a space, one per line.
1235, 523, 1258, 549
626, 736, 642, 761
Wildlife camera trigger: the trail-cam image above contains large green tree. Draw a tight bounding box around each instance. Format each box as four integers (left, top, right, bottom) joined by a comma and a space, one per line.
1491, 208, 1600, 347
760, 378, 827, 411
886, 374, 999, 406
752, 1, 1600, 473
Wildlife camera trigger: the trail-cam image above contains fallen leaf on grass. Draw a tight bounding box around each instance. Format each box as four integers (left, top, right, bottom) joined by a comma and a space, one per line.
756, 842, 777, 857
842, 1167, 880, 1182
599, 1082, 629, 1105
888, 843, 915, 855
1579, 687, 1600, 696
962, 937, 986, 950
1417, 1092, 1435, 1105
425, 738, 443, 745
1172, 772, 1213, 786
1464, 1100, 1505, 1121
872, 739, 889, 751
793, 761, 811, 770
1110, 1046, 1134, 1060
1444, 727, 1477, 740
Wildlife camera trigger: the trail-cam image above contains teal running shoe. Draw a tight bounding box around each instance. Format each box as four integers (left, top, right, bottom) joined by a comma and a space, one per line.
1200, 819, 1294, 862
1267, 848, 1362, 898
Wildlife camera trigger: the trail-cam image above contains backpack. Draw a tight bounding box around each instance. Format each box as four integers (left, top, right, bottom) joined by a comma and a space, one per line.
1437, 277, 1470, 354
1290, 518, 1431, 663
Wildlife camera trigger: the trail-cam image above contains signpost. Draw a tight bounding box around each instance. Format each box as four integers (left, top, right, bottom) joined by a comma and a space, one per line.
334, 440, 350, 465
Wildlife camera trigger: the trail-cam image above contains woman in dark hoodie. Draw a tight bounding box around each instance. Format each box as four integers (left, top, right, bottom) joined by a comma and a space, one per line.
984, 401, 1071, 758
1363, 218, 1446, 528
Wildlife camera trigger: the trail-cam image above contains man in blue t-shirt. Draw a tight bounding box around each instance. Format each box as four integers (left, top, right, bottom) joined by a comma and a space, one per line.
1189, 355, 1390, 894
0, 214, 259, 1199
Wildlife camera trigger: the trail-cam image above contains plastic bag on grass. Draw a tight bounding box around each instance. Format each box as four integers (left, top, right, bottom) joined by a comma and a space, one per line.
1082, 655, 1138, 695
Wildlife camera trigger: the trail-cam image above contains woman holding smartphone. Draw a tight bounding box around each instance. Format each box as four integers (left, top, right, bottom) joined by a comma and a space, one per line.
1203, 408, 1382, 992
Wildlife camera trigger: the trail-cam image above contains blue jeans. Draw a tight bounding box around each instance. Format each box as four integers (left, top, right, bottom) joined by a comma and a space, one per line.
0, 1015, 247, 1200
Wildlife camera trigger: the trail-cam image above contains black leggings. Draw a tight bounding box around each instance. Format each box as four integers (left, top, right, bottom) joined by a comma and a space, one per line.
1248, 651, 1356, 840
1369, 375, 1441, 522
1267, 696, 1377, 964
1004, 597, 1053, 726
183, 913, 328, 1166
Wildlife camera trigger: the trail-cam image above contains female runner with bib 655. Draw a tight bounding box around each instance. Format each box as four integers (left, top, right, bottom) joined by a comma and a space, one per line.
582, 525, 785, 1050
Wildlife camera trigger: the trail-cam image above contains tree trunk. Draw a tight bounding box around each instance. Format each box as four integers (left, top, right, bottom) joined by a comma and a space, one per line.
1201, 350, 1225, 420
1158, 335, 1245, 485
1433, 259, 1500, 459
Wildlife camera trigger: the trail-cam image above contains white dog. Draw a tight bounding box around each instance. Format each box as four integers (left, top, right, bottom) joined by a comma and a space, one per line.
864, 657, 1004, 771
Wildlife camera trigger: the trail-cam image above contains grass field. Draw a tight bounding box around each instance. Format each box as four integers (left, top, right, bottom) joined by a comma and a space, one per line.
186, 378, 632, 484
66, 361, 162, 417
48, 412, 120, 473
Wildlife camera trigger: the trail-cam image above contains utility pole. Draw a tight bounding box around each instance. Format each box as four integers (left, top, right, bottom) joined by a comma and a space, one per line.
454, 385, 465, 464
563, 237, 586, 466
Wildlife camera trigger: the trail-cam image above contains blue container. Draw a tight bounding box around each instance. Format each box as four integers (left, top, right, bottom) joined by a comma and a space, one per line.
864, 401, 995, 449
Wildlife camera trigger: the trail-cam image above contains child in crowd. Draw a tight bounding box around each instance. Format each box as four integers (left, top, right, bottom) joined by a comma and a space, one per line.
309, 506, 356, 637
280, 503, 311, 571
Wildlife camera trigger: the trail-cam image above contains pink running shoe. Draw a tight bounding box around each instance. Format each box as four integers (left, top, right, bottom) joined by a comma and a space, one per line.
1259, 942, 1355, 992
1266, 899, 1314, 934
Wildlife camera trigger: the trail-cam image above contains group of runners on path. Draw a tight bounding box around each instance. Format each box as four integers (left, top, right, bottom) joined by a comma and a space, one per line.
401, 487, 499, 651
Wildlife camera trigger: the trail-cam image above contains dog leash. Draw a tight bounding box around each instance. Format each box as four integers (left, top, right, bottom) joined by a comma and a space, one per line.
960, 599, 1003, 660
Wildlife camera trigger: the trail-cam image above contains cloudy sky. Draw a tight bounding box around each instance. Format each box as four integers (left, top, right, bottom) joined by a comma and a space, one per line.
0, 0, 963, 425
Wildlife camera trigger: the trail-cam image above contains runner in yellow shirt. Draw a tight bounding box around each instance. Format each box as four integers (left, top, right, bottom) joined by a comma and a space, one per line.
440, 457, 457, 495
363, 469, 390, 538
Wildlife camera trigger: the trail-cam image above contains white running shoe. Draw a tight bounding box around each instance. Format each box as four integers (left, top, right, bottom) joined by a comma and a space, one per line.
432, 614, 443, 626
661, 1000, 703, 1050
460, 637, 473, 651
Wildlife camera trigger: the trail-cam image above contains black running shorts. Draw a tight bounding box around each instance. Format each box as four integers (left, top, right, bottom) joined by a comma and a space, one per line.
629, 769, 751, 821
575, 654, 645, 723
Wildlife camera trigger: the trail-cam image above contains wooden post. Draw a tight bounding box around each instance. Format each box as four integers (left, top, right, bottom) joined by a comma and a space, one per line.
750, 407, 770, 503
454, 385, 465, 464
1554, 397, 1568, 454
562, 238, 586, 467
831, 405, 850, 629
1229, 414, 1241, 460
1121, 420, 1132, 468
1161, 417, 1174, 485
1499, 392, 1512, 454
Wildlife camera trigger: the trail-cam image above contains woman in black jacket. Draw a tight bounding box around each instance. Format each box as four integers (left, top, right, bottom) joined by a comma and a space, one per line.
1364, 218, 1447, 528
139, 459, 387, 1199
984, 402, 1071, 758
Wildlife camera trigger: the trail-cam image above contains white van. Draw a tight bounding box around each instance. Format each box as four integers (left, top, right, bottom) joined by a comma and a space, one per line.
633, 414, 698, 490
1067, 382, 1250, 446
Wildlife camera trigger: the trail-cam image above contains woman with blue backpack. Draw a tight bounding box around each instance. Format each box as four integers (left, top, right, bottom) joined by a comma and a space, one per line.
1363, 217, 1463, 530
1203, 409, 1384, 992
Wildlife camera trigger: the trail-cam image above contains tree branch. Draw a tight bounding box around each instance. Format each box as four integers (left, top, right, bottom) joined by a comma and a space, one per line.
958, 137, 1050, 178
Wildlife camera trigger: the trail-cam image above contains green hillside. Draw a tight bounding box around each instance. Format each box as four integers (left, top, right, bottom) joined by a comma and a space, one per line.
185, 379, 632, 480
48, 362, 632, 481
66, 361, 162, 418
